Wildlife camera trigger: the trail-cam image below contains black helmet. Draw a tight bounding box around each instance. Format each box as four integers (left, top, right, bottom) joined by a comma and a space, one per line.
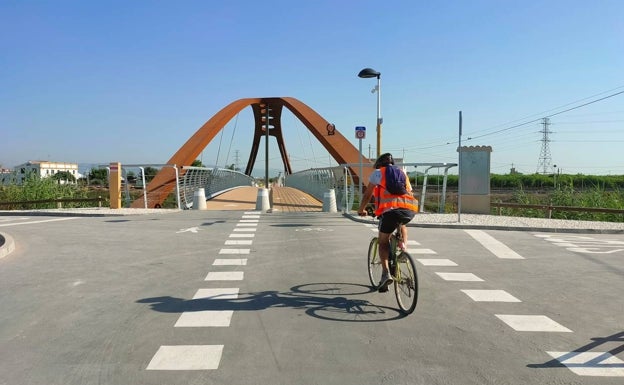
374, 153, 394, 169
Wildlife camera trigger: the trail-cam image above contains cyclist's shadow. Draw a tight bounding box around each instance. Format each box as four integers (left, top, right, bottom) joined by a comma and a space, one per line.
137, 282, 405, 322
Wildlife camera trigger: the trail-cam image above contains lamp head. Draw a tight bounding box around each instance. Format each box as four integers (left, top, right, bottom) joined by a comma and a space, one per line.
358, 68, 380, 79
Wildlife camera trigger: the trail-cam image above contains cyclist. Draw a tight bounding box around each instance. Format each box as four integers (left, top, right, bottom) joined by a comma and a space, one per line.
357, 153, 419, 292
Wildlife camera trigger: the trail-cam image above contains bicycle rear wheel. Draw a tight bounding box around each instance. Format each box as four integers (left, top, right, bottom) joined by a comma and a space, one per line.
367, 237, 382, 289
394, 251, 418, 314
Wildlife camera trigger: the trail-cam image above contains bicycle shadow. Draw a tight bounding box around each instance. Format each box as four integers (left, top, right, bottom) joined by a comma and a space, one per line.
137, 282, 406, 322
527, 331, 624, 373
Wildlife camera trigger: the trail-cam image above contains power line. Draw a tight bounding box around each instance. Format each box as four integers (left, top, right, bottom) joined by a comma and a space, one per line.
467, 89, 624, 141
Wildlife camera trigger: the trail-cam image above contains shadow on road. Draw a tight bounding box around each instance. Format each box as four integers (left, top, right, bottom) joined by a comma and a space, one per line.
137, 282, 406, 322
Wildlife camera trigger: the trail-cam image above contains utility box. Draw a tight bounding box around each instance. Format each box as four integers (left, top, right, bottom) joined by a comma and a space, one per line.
458, 146, 492, 214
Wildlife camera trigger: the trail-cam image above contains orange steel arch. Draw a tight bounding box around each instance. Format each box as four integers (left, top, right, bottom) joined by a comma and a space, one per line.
132, 97, 372, 208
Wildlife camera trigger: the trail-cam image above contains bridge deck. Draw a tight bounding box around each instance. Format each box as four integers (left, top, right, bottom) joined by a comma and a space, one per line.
205, 186, 322, 212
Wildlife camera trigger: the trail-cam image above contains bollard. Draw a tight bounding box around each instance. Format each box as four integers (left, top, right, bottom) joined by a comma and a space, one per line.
193, 188, 207, 210
322, 189, 337, 213
256, 188, 271, 212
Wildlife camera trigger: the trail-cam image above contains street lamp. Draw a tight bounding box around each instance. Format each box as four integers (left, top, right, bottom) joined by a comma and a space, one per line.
358, 67, 382, 158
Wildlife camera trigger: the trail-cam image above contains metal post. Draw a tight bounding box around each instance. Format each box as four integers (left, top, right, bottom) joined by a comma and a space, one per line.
358, 137, 363, 203
420, 166, 433, 213
344, 166, 348, 213
139, 167, 147, 208
440, 165, 450, 213
376, 75, 382, 158
458, 111, 462, 223
265, 105, 269, 189
173, 165, 181, 210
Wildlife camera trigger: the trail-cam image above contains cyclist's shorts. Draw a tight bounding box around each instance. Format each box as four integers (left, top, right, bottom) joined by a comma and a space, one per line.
378, 208, 416, 234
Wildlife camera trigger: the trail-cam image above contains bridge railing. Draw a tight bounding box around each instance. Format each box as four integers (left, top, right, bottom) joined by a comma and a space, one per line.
284, 166, 355, 212
179, 166, 256, 209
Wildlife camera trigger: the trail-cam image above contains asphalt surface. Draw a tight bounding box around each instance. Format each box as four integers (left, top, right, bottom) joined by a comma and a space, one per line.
1, 208, 623, 385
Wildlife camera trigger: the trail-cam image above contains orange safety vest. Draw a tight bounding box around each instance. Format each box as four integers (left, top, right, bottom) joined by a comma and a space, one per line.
374, 166, 419, 216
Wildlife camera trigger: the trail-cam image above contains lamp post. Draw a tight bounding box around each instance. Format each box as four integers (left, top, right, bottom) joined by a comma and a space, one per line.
358, 67, 382, 158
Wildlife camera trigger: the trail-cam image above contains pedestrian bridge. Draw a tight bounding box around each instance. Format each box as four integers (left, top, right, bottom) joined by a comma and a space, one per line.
203, 186, 322, 212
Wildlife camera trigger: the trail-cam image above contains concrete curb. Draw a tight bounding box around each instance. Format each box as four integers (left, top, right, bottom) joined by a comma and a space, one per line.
342, 213, 624, 234
0, 209, 181, 217
0, 232, 15, 259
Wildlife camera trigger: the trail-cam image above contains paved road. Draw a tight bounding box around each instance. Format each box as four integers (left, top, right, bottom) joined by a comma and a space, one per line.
0, 211, 623, 384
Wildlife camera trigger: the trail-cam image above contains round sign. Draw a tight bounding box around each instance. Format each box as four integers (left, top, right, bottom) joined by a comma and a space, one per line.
355, 130, 365, 139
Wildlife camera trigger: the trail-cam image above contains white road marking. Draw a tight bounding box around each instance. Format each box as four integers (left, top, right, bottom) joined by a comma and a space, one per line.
175, 310, 234, 327
244, 211, 261, 215
219, 249, 250, 254
205, 271, 244, 281
464, 230, 524, 259
192, 288, 239, 300
0, 217, 30, 222
232, 228, 256, 232
146, 345, 223, 370
546, 351, 624, 377
213, 259, 247, 266
242, 215, 260, 219
495, 315, 572, 332
435, 272, 484, 282
406, 240, 421, 246
239, 219, 258, 223
225, 239, 253, 245
176, 227, 200, 233
407, 248, 437, 254
536, 234, 624, 254
236, 223, 257, 227
461, 289, 521, 302
417, 259, 457, 266
229, 233, 255, 238
0, 217, 77, 227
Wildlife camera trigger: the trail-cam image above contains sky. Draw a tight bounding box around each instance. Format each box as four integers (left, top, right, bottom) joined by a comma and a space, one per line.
1, 0, 623, 176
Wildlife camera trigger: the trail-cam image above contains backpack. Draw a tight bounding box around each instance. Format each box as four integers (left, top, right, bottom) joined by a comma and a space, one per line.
384, 165, 408, 195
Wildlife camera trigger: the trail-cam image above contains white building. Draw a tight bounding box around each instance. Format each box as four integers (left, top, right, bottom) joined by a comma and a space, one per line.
12, 160, 80, 184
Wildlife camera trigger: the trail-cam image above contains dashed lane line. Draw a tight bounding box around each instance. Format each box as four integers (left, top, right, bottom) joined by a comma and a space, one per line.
192, 288, 240, 300
147, 212, 260, 371
419, 229, 622, 377
175, 311, 234, 327
464, 229, 524, 259
219, 248, 250, 254
146, 345, 224, 370
0, 217, 78, 227
435, 272, 484, 282
495, 315, 573, 332
546, 351, 624, 377
460, 289, 521, 302
213, 259, 248, 266
417, 259, 457, 266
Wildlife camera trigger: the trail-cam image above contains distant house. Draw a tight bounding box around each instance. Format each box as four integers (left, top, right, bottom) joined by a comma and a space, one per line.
11, 160, 80, 185
0, 168, 12, 185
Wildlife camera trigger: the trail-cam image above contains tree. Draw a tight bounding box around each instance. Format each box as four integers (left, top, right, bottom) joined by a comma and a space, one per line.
138, 167, 159, 183
51, 171, 76, 184
89, 168, 108, 181
126, 171, 137, 184
191, 159, 204, 167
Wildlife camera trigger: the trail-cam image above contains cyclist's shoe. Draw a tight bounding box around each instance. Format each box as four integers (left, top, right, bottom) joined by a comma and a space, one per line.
378, 271, 393, 293
397, 252, 407, 262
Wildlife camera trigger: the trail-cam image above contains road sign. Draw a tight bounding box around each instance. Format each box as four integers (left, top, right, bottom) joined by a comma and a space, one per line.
355, 126, 366, 139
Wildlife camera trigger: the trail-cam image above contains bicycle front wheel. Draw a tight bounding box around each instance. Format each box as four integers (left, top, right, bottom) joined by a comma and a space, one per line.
367, 237, 382, 289
394, 251, 419, 314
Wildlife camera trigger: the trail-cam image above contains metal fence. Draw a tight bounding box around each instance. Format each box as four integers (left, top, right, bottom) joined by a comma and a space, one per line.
179, 166, 256, 209
284, 166, 355, 212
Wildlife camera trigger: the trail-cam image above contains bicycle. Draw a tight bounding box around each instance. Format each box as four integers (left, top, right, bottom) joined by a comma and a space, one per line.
367, 219, 419, 315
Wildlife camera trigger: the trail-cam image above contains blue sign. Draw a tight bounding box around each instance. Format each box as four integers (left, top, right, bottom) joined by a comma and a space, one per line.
355, 126, 366, 139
